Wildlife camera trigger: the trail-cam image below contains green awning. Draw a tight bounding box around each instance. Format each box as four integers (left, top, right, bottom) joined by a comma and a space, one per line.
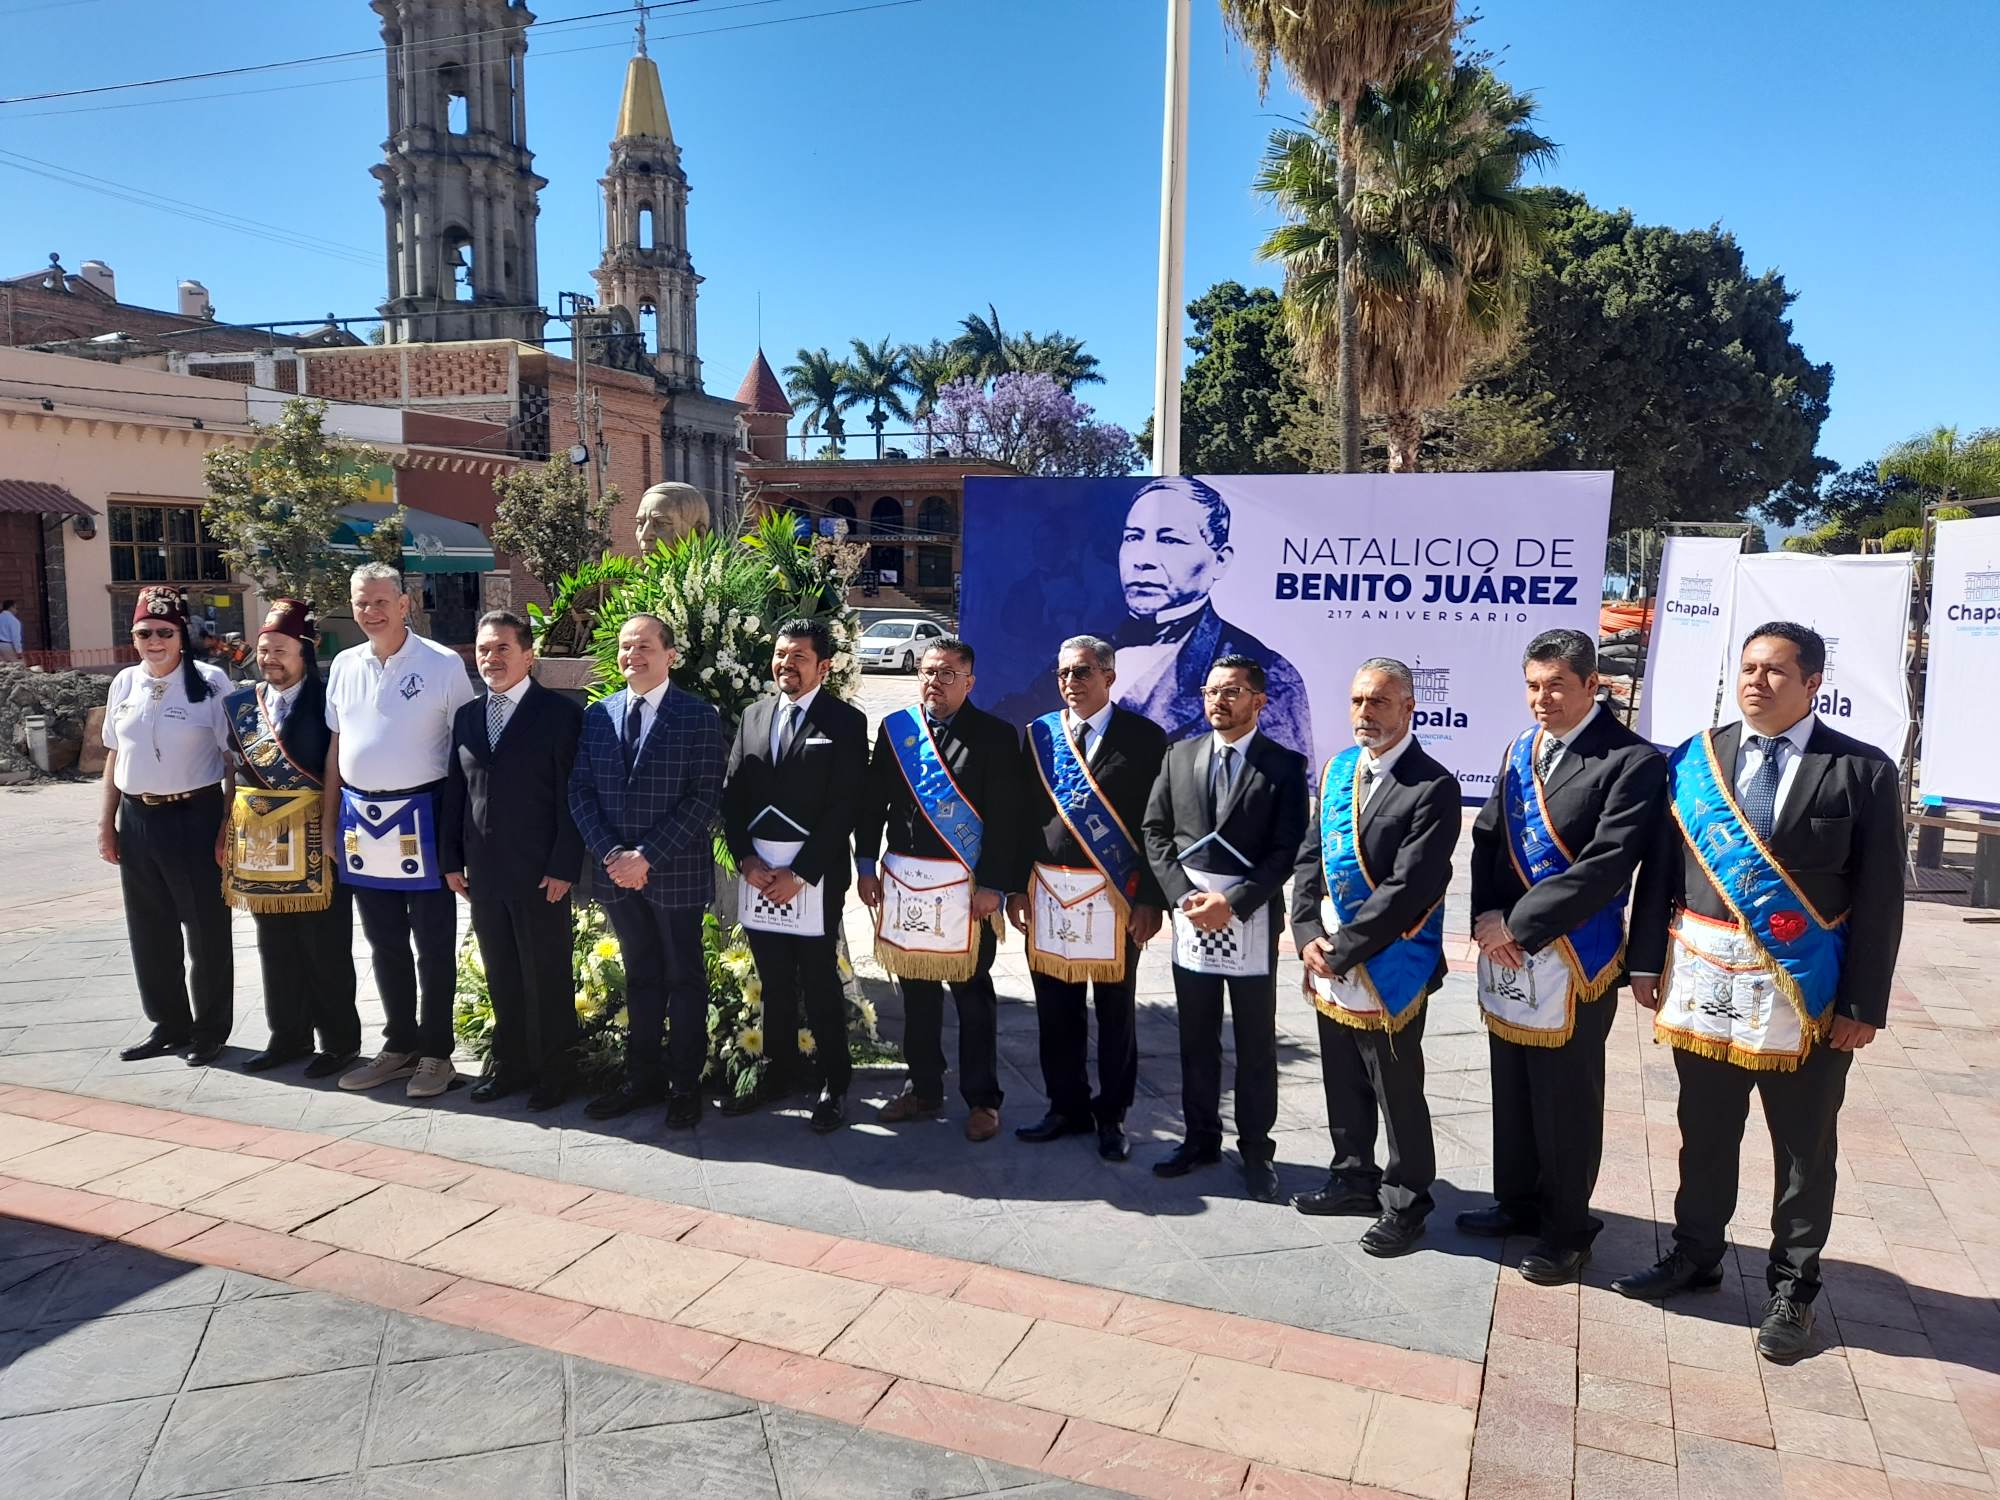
333, 502, 497, 575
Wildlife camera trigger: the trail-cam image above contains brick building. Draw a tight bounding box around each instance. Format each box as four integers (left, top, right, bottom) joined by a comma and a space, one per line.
2, 256, 281, 355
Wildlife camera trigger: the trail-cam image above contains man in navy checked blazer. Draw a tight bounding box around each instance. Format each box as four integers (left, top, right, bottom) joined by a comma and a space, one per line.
570, 613, 726, 1129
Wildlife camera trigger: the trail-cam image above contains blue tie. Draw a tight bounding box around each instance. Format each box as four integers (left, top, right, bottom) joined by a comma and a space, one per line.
622, 696, 644, 772
1743, 735, 1784, 840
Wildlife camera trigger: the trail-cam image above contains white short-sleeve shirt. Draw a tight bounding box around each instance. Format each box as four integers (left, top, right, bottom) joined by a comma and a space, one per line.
102, 661, 234, 795
324, 629, 477, 791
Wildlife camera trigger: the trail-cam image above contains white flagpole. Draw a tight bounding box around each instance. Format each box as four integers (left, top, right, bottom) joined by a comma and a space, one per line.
1151, 0, 1191, 478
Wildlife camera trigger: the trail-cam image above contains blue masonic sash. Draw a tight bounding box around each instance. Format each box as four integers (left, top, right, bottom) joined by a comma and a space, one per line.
1501, 726, 1625, 1003
337, 786, 441, 891
1028, 713, 1141, 901
1667, 729, 1846, 1029
887, 706, 983, 871
1319, 745, 1442, 1025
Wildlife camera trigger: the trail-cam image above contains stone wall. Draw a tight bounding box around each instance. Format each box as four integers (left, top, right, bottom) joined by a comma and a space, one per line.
0, 665, 111, 781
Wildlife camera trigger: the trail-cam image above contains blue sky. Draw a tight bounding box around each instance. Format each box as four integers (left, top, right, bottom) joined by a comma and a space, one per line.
3, 0, 1992, 479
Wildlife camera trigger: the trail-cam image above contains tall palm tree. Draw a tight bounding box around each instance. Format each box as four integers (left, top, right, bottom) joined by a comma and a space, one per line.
781, 347, 853, 456
1219, 0, 1458, 471
902, 339, 966, 450
951, 304, 1012, 383
844, 337, 916, 458
1879, 426, 2000, 507
1259, 64, 1554, 471
1003, 330, 1104, 390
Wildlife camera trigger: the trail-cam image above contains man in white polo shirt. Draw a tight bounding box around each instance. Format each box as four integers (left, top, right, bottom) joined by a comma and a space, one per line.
324, 563, 477, 1098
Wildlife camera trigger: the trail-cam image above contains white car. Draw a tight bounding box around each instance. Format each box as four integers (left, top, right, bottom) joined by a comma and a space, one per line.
857, 618, 946, 673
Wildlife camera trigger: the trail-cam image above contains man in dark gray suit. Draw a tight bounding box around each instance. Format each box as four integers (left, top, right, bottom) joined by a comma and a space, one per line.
1290, 658, 1461, 1258
1143, 653, 1309, 1202
569, 613, 726, 1130
1617, 622, 1905, 1364
1461, 628, 1666, 1285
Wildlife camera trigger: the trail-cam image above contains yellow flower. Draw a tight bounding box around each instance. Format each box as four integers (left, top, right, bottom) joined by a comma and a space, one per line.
742, 974, 763, 1010
719, 944, 755, 979
797, 1028, 817, 1056
593, 938, 619, 960
835, 952, 854, 981
613, 1006, 628, 1027
737, 1026, 764, 1056
574, 989, 592, 1017
856, 998, 878, 1036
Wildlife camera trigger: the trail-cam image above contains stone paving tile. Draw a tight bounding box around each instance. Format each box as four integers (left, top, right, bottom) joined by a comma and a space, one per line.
1161, 1353, 1374, 1477
293, 1181, 493, 1261
4, 1130, 176, 1188
186, 1291, 389, 1388
0, 1304, 210, 1417
0, 1395, 174, 1500
539, 1229, 740, 1321
824, 1285, 1032, 1392
410, 1205, 611, 1289
137, 1368, 374, 1498
678, 1258, 885, 1356
184, 1160, 378, 1232
368, 1347, 567, 1465
989, 1318, 1195, 1434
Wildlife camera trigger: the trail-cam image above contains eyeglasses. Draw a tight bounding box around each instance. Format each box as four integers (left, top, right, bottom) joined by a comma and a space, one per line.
1055, 665, 1097, 681
917, 667, 962, 684
130, 627, 178, 641
1202, 686, 1251, 701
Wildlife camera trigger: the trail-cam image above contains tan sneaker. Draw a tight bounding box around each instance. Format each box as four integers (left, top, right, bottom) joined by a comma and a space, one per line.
406, 1056, 457, 1099
965, 1107, 1001, 1143
338, 1049, 417, 1091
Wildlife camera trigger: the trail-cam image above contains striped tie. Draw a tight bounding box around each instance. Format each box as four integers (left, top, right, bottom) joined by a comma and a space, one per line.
487, 691, 508, 748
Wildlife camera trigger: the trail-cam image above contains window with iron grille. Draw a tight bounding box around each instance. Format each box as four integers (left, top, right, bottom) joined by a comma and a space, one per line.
108, 501, 228, 585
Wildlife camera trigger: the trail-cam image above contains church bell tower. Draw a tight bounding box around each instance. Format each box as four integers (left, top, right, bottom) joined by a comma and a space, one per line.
373, 0, 547, 344
592, 8, 702, 390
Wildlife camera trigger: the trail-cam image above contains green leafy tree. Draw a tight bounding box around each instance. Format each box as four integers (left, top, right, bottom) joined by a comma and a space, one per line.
1177, 282, 1317, 472
489, 459, 619, 653
1003, 330, 1104, 389
842, 337, 915, 458
202, 397, 404, 614
1879, 425, 2000, 507
903, 339, 966, 445
1471, 188, 1832, 532
1219, 0, 1459, 470
951, 304, 1012, 383
781, 347, 855, 455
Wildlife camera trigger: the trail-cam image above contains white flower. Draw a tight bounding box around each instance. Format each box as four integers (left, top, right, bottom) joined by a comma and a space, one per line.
797, 1028, 817, 1056
743, 615, 759, 633
701, 666, 715, 681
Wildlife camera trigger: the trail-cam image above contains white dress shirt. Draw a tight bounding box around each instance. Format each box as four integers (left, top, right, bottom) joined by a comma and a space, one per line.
102, 661, 233, 795
1063, 699, 1115, 763
1535, 702, 1601, 777
1735, 712, 1817, 825
262, 678, 302, 732
770, 683, 820, 760
325, 628, 477, 791
1209, 725, 1257, 803
1357, 730, 1415, 807
624, 679, 671, 752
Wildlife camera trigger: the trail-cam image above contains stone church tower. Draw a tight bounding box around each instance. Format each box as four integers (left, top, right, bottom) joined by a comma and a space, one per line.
592, 12, 701, 391
372, 0, 547, 344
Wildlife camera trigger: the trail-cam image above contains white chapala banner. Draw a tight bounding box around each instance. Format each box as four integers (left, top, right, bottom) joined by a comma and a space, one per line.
1636, 533, 1743, 749
1921, 516, 2000, 807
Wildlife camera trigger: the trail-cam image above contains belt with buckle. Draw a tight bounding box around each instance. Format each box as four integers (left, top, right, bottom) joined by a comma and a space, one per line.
127, 789, 200, 806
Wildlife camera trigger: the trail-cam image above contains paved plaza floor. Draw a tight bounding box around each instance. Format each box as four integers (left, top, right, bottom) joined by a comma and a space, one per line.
6, 709, 2000, 1495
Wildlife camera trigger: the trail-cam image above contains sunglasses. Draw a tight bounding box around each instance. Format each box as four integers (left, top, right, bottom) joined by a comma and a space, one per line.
130, 627, 179, 641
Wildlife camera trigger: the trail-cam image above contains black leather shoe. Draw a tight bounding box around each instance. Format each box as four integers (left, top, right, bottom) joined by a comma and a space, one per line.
665, 1092, 702, 1130
120, 1034, 188, 1062
1757, 1294, 1814, 1363
1015, 1112, 1093, 1143
1152, 1141, 1223, 1178
304, 1051, 358, 1080
526, 1080, 568, 1113
1243, 1160, 1281, 1203
182, 1040, 225, 1067
1519, 1244, 1590, 1286
1611, 1250, 1725, 1301
242, 1043, 310, 1074
1360, 1212, 1427, 1258
1456, 1204, 1538, 1239
1292, 1182, 1382, 1217
470, 1073, 523, 1104
810, 1093, 846, 1134
585, 1081, 668, 1121
1097, 1123, 1129, 1162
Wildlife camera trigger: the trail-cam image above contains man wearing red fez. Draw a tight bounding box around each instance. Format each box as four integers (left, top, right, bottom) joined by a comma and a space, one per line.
221, 598, 361, 1075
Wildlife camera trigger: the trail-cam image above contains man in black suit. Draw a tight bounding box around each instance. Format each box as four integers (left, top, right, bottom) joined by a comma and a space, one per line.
1006, 635, 1167, 1163
1461, 629, 1666, 1285
1616, 621, 1904, 1363
442, 610, 585, 1112
855, 636, 1022, 1142
721, 617, 869, 1132
1290, 658, 1461, 1258
1143, 653, 1309, 1202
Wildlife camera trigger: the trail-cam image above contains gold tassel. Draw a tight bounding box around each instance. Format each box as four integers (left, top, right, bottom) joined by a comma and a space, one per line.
225, 890, 334, 915
874, 936, 983, 984
1481, 1010, 1575, 1048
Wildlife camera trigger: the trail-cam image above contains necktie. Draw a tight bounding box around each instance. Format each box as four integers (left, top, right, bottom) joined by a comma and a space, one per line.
1071, 720, 1092, 761
1743, 735, 1785, 839
777, 701, 802, 759
1536, 735, 1563, 780
268, 689, 286, 732
487, 691, 509, 748
623, 695, 644, 771
1210, 743, 1235, 819
1359, 760, 1378, 807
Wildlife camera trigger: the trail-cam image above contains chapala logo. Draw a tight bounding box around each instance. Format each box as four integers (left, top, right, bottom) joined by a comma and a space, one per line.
1664, 573, 1720, 618
1946, 570, 2000, 624
1810, 635, 1852, 718
1410, 662, 1466, 730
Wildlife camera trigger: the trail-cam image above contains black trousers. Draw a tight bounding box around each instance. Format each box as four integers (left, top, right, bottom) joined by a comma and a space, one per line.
605, 898, 707, 1094
1172, 920, 1280, 1163
1318, 996, 1435, 1218
253, 883, 359, 1057
1489, 991, 1618, 1250
470, 890, 577, 1084
118, 788, 233, 1048
1672, 1041, 1853, 1303
1030, 939, 1139, 1127
354, 885, 458, 1060
748, 913, 851, 1100
900, 924, 1001, 1109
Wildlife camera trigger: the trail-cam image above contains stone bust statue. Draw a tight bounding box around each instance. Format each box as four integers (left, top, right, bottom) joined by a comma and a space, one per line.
634, 482, 710, 551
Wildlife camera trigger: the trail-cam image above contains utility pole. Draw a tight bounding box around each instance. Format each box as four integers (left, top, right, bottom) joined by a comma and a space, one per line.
557, 291, 606, 501
1150, 0, 1192, 478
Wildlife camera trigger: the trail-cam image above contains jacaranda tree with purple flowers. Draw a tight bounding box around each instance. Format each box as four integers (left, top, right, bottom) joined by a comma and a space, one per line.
922, 372, 1139, 477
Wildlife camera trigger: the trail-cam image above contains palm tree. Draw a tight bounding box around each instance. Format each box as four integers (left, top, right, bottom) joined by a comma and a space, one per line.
1219, 0, 1458, 471
903, 339, 966, 451
781, 347, 854, 456
1879, 426, 2000, 507
1258, 64, 1554, 471
1003, 330, 1104, 390
844, 337, 916, 458
951, 304, 1012, 383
